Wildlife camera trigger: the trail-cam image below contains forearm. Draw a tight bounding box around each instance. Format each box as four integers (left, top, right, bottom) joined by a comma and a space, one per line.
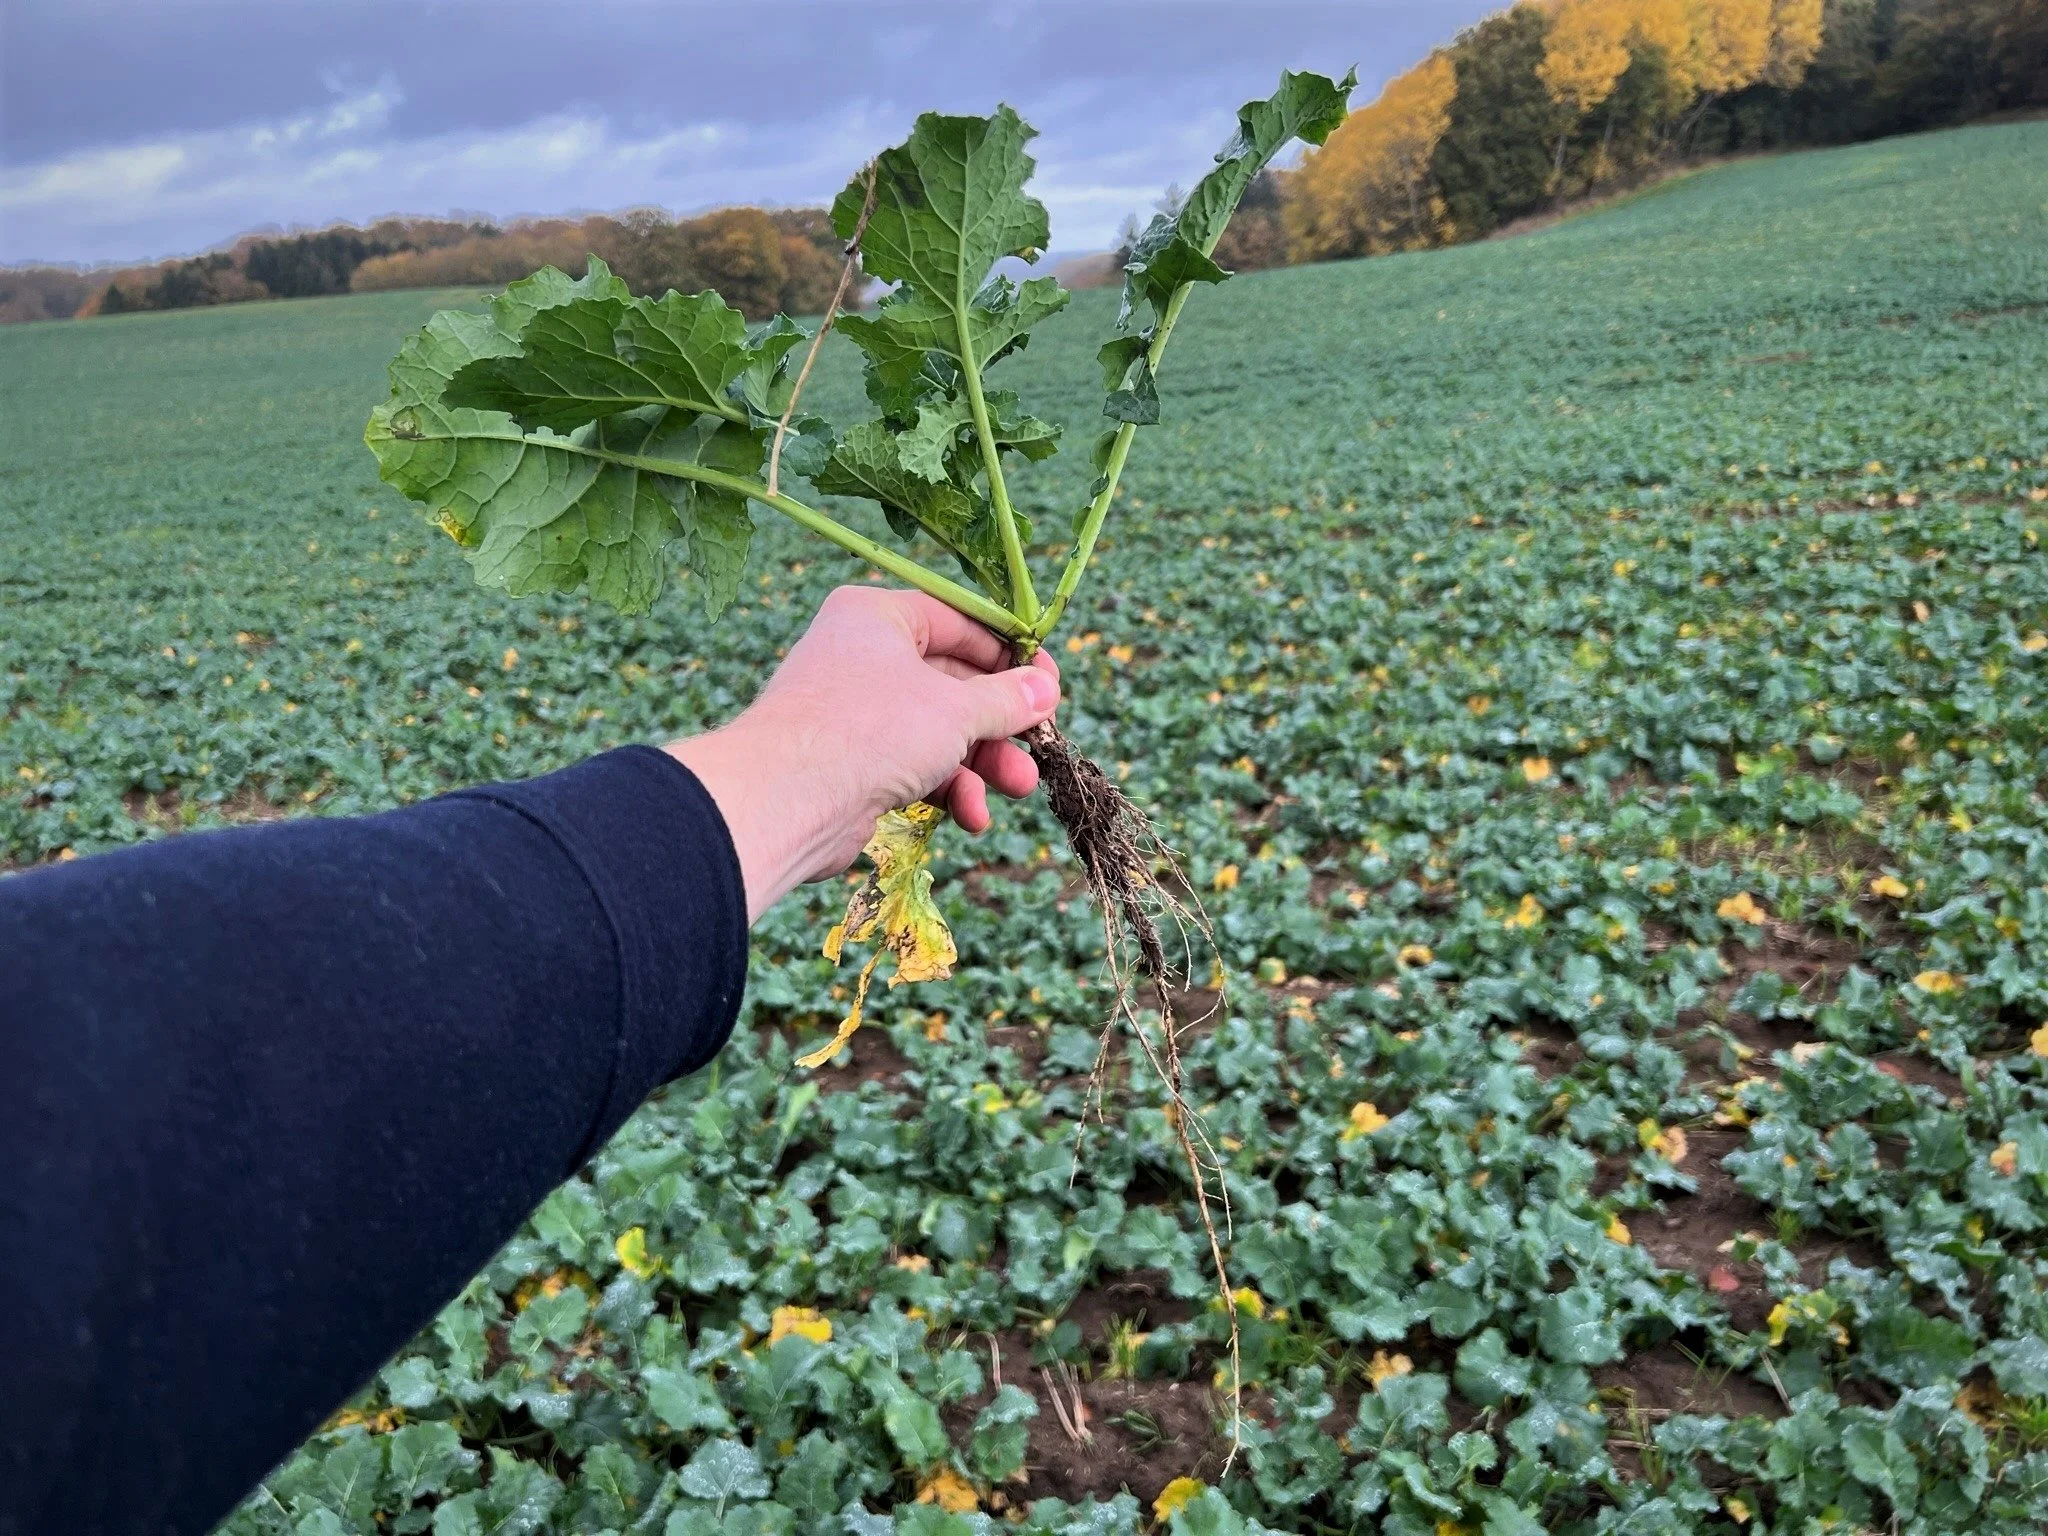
0, 745, 746, 1536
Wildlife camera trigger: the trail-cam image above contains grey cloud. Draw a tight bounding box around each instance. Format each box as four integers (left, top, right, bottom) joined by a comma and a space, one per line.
0, 0, 1496, 266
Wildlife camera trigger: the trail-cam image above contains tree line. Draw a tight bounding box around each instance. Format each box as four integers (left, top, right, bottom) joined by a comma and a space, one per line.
1140, 0, 2046, 272
1, 207, 853, 325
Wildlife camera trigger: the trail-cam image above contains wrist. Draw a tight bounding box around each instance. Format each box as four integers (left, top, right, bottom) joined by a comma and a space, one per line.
664, 707, 848, 923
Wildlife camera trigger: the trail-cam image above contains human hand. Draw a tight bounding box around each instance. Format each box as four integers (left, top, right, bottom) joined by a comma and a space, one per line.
665, 586, 1061, 921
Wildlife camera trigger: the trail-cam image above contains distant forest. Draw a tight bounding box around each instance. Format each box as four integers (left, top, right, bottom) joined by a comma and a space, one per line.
4, 0, 2041, 325
0, 207, 853, 325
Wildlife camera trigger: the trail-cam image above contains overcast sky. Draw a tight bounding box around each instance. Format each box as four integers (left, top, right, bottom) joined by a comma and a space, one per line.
0, 0, 1497, 268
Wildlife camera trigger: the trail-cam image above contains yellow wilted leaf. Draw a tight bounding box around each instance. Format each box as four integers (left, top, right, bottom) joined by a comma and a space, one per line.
1717, 892, 1768, 925
1342, 1101, 1390, 1140
501, 647, 518, 670
1638, 1119, 1690, 1165
1606, 1215, 1633, 1245
894, 1253, 932, 1272
1228, 1286, 1265, 1318
1367, 1350, 1413, 1386
1990, 1141, 2020, 1177
1154, 1477, 1205, 1522
1913, 969, 1961, 994
1724, 1493, 1753, 1524
1521, 756, 1553, 784
1504, 893, 1544, 930
803, 804, 955, 1069
1397, 943, 1435, 966
915, 1467, 978, 1513
2030, 1023, 2048, 1057
1212, 863, 1240, 891
1868, 874, 1909, 899
2022, 633, 2047, 653
769, 1305, 833, 1346
613, 1226, 661, 1280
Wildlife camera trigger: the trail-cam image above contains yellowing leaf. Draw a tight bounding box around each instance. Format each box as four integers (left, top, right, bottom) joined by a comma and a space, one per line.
1717, 892, 1767, 925
2030, 1022, 2048, 1057
1913, 969, 1961, 994
1211, 862, 1240, 891
1638, 1119, 1690, 1165
1503, 892, 1544, 930
613, 1226, 661, 1279
1397, 943, 1435, 966
1868, 874, 1909, 899
1724, 1494, 1753, 1524
1367, 1350, 1413, 1386
1342, 1101, 1390, 1139
1606, 1215, 1632, 1245
1154, 1478, 1206, 1522
501, 647, 518, 669
2022, 632, 2047, 653
804, 803, 955, 1069
1990, 1141, 2019, 1177
1521, 755, 1553, 783
1228, 1286, 1265, 1318
915, 1467, 978, 1513
769, 1305, 833, 1345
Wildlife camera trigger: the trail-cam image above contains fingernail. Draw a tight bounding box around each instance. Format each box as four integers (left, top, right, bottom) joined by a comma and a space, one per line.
1019, 669, 1057, 712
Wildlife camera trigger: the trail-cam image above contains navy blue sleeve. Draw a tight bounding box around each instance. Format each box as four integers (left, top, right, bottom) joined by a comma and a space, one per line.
0, 744, 748, 1536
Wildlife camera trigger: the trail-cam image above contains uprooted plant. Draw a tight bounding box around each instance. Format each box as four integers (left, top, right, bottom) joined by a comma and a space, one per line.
365, 69, 1355, 1446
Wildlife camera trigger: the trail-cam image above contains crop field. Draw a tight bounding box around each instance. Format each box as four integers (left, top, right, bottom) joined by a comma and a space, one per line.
6, 117, 2048, 1535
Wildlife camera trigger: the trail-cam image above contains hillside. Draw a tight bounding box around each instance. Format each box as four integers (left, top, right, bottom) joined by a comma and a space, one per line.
4, 118, 2048, 1535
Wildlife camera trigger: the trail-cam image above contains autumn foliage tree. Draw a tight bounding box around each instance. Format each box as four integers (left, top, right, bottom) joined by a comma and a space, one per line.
1279, 0, 1855, 257
1283, 53, 1458, 260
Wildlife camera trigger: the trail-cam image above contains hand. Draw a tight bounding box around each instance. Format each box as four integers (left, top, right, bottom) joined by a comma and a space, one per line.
665, 586, 1061, 921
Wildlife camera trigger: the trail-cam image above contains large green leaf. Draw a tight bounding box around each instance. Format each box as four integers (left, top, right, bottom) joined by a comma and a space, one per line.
366, 265, 776, 615
443, 289, 754, 433
833, 106, 1048, 299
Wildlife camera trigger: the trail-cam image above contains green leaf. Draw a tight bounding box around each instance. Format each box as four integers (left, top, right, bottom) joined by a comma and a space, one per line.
813, 422, 1007, 596
1168, 1488, 1253, 1536
1841, 1419, 1918, 1511
1987, 1335, 2048, 1398
1456, 1328, 1534, 1407
880, 1385, 952, 1469
644, 1364, 735, 1434
970, 1383, 1038, 1482
678, 1439, 771, 1503
386, 1422, 473, 1504
444, 290, 753, 433
1112, 69, 1355, 333
1535, 1287, 1623, 1365
508, 1285, 588, 1354
773, 1430, 847, 1517
835, 107, 1048, 297
1104, 359, 1160, 425
836, 276, 1070, 418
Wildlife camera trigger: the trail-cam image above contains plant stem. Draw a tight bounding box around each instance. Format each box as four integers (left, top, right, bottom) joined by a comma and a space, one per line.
1035, 279, 1196, 638
537, 432, 1033, 640
767, 161, 876, 496
957, 307, 1040, 627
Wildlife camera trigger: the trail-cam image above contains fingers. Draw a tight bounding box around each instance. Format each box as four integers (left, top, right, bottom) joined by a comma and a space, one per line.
953, 665, 1059, 747
940, 767, 992, 834
891, 589, 1013, 673
969, 738, 1039, 799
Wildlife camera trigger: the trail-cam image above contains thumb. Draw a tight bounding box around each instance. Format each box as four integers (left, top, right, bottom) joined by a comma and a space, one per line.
954, 665, 1059, 744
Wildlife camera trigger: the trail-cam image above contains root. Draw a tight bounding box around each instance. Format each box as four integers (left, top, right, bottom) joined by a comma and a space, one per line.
1022, 717, 1245, 1466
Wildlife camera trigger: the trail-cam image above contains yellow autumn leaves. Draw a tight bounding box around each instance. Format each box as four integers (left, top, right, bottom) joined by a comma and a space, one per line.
802, 803, 955, 1069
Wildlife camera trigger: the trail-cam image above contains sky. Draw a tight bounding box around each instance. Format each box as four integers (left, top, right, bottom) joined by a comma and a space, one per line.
0, 0, 1498, 269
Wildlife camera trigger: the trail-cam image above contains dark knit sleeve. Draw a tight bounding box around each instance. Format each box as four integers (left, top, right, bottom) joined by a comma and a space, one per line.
0, 744, 748, 1536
